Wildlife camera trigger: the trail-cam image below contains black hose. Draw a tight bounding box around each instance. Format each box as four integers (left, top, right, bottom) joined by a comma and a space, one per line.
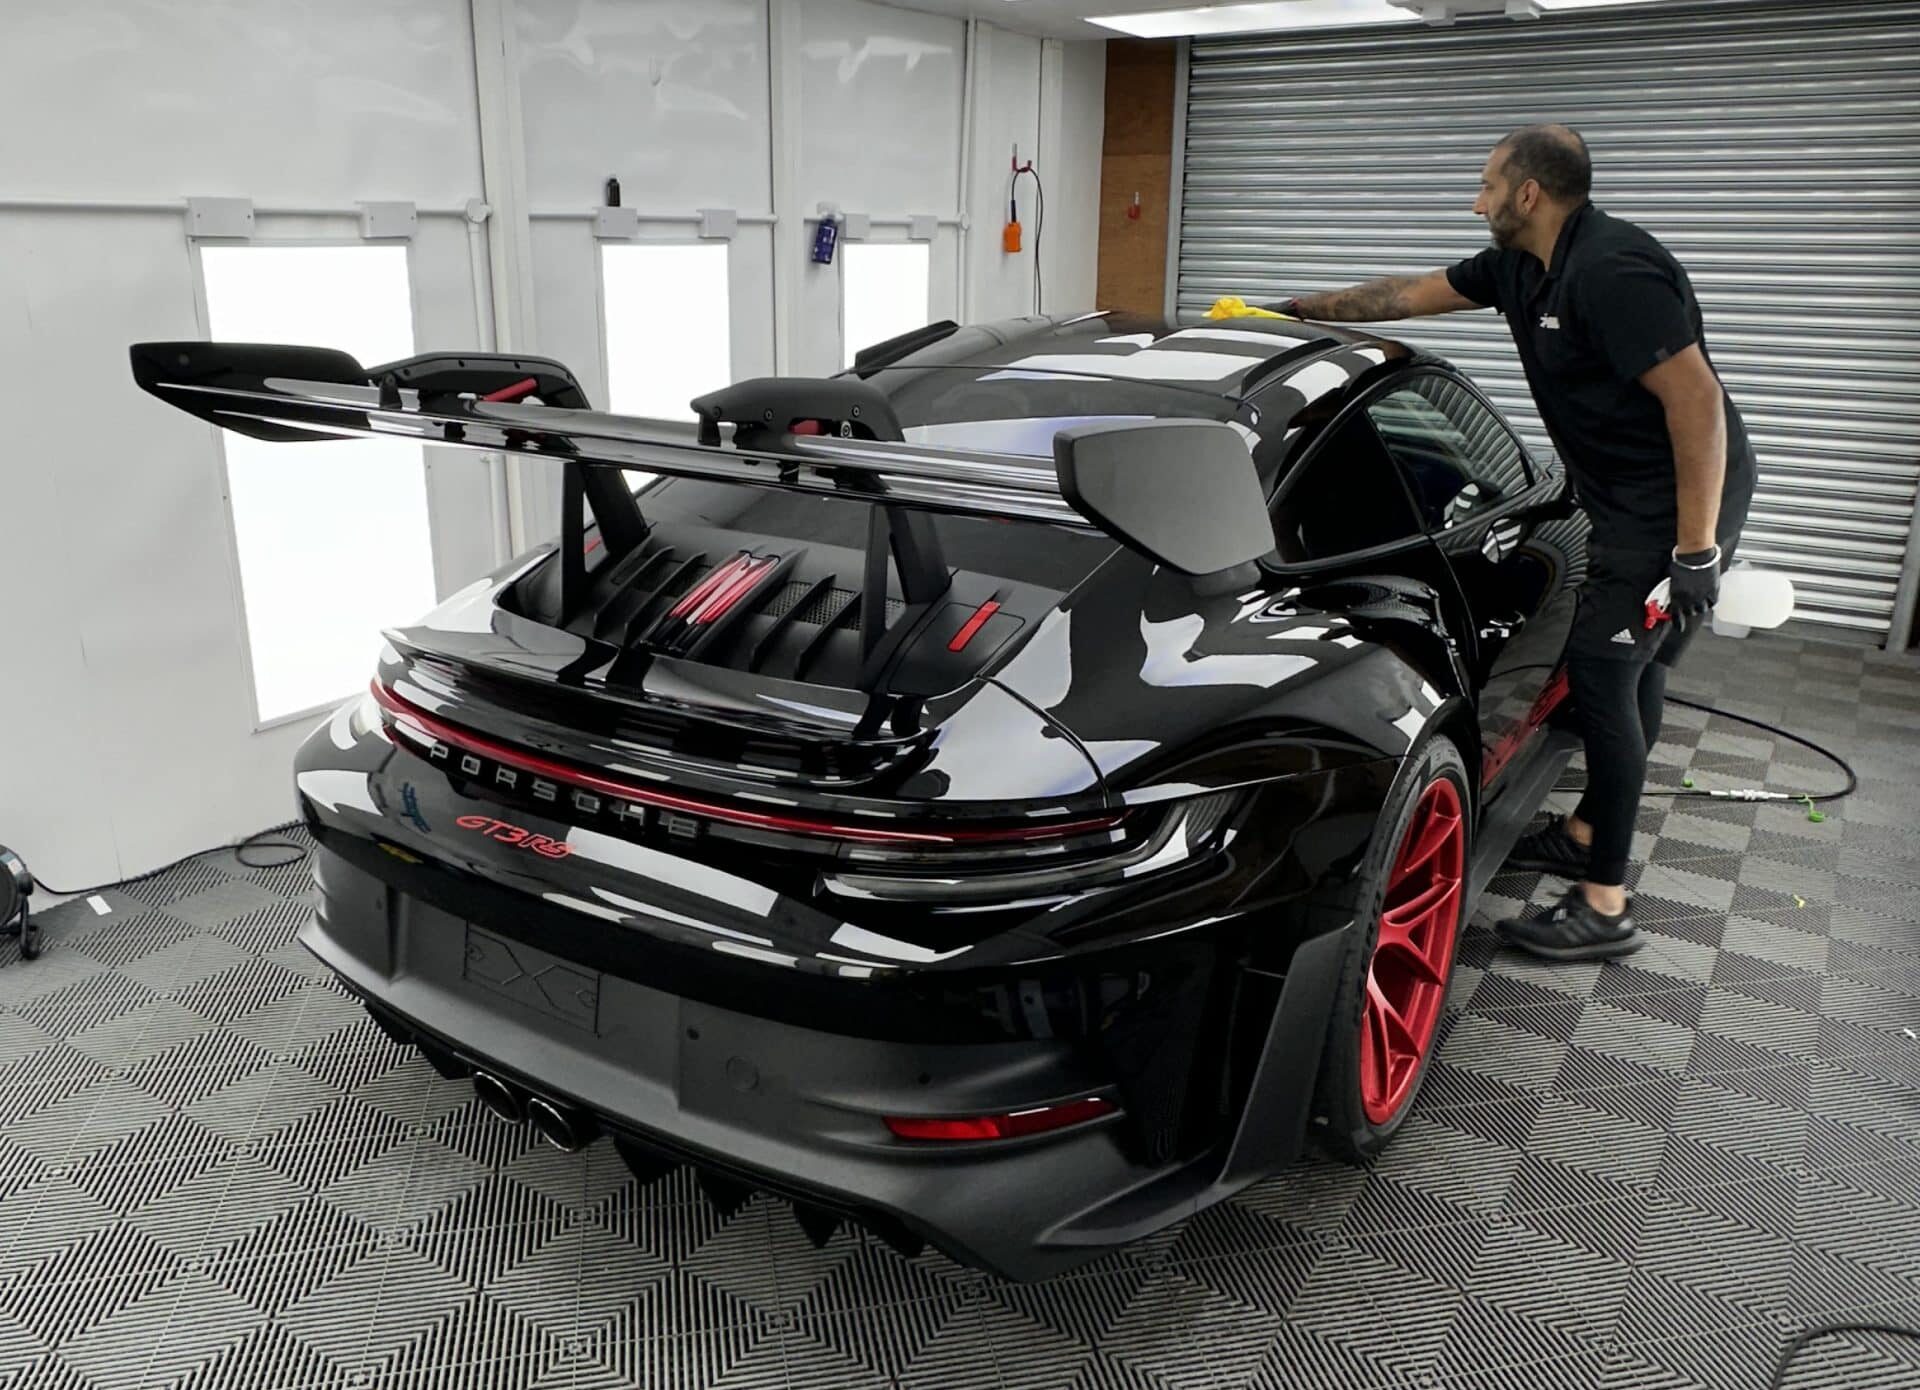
1765, 1321, 1920, 1390
1656, 693, 1858, 801
1555, 692, 1858, 805
1015, 167, 1045, 315
30, 820, 308, 899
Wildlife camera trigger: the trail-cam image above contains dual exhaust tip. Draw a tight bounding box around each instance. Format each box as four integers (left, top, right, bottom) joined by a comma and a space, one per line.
472, 1071, 597, 1153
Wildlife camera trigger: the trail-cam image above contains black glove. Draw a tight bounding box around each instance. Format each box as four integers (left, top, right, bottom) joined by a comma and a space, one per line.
1668, 544, 1721, 631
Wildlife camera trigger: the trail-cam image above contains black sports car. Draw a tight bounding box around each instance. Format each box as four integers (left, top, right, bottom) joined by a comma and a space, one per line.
131, 313, 1586, 1281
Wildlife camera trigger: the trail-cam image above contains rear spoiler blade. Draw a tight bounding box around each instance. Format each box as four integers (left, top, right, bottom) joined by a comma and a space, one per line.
129, 340, 1094, 529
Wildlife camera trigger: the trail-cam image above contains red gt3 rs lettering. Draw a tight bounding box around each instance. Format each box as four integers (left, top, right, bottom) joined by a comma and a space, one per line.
455, 815, 573, 859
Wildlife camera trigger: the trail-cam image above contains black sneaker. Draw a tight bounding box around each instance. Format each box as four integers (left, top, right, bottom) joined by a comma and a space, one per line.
1496, 886, 1641, 962
1505, 816, 1590, 879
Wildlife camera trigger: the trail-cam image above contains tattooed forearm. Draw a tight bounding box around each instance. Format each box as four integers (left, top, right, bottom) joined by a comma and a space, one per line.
1292, 276, 1420, 323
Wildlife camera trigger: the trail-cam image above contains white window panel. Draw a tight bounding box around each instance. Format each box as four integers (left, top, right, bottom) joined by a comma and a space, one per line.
200, 245, 436, 725
842, 242, 931, 370
603, 243, 732, 421
602, 242, 732, 493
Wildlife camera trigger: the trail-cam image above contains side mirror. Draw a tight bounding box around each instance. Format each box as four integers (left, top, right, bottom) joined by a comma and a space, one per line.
1055, 419, 1275, 592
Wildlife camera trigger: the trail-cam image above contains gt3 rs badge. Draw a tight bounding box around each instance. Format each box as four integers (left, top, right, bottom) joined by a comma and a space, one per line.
456, 815, 573, 858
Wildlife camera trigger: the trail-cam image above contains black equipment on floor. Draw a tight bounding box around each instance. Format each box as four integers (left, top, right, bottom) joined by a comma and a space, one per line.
1, 843, 38, 962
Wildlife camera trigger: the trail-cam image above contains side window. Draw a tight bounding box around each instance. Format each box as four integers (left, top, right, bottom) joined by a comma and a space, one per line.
1270, 411, 1426, 564
1368, 375, 1532, 532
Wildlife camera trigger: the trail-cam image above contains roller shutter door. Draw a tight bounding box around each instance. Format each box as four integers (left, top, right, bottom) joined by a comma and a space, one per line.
1176, 0, 1920, 638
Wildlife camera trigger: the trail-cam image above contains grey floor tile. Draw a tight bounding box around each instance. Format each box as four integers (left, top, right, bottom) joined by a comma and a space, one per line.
4, 632, 1920, 1390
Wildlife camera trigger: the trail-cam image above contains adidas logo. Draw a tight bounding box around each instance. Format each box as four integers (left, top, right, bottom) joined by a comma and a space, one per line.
1611, 628, 1636, 645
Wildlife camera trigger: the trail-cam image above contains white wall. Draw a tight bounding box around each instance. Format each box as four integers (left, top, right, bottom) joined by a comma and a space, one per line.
0, 0, 495, 888
960, 26, 1103, 325
512, 1, 1100, 381
507, 0, 777, 544
1043, 37, 1107, 319
0, 1, 484, 205
1, 0, 1105, 886
790, 0, 966, 374
965, 24, 1044, 324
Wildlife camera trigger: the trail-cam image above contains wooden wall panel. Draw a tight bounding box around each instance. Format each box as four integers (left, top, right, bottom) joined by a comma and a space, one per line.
1095, 40, 1177, 319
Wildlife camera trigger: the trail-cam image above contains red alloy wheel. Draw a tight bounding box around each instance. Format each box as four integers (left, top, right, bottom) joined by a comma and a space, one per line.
1359, 778, 1466, 1125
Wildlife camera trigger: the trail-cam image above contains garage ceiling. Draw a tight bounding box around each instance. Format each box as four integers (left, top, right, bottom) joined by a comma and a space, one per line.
875, 0, 1229, 39
878, 0, 1689, 40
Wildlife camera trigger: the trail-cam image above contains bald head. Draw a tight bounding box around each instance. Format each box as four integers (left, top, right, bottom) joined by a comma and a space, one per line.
1494, 124, 1593, 205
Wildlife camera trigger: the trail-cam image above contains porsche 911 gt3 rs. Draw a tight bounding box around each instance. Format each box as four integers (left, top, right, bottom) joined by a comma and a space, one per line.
132, 312, 1587, 1279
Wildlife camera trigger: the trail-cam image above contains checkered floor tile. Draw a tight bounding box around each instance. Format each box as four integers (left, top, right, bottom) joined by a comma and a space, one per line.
3, 632, 1918, 1389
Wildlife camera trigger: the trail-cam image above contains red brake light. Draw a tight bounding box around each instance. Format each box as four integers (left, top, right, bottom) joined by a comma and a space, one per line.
884, 1097, 1116, 1142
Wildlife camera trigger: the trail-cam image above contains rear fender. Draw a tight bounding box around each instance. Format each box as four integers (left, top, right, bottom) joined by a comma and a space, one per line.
988, 552, 1471, 806
1209, 701, 1468, 1184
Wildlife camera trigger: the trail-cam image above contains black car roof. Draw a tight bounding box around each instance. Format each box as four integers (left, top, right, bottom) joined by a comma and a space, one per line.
859, 312, 1395, 393
856, 312, 1418, 450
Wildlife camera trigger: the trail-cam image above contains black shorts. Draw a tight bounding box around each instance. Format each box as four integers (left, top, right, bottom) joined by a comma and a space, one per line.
1570, 536, 1740, 665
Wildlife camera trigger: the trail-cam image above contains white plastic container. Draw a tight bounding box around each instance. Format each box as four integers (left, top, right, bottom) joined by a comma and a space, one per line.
1645, 566, 1795, 637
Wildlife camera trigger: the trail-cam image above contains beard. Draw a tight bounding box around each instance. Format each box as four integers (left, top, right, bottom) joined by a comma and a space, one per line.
1487, 193, 1526, 250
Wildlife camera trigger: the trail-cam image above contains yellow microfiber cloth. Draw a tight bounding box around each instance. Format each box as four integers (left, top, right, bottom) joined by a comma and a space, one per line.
1205, 296, 1294, 320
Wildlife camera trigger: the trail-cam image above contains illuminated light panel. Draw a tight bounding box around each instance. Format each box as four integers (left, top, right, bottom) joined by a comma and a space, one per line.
1089, 1, 1417, 39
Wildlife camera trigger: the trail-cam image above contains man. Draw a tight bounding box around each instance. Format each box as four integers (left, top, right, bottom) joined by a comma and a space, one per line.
1276, 124, 1756, 962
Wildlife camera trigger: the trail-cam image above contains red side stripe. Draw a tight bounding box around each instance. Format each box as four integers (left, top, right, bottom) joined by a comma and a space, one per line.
948, 601, 1001, 652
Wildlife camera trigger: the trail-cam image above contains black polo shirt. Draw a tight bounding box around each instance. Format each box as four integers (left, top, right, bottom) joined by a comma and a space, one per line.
1446, 203, 1755, 550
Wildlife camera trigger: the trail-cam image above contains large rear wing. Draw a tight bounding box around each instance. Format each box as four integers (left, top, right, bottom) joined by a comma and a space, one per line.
130, 341, 1090, 526
130, 342, 1277, 616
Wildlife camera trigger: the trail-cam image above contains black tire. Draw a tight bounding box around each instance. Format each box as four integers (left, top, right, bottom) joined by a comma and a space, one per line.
1310, 733, 1471, 1163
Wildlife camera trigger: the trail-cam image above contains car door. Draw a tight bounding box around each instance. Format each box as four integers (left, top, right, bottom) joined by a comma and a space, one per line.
1262, 391, 1476, 702
1366, 371, 1585, 788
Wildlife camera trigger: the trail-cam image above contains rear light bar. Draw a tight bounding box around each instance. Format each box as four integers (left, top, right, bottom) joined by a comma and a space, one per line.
884, 1097, 1117, 1142
371, 679, 1125, 848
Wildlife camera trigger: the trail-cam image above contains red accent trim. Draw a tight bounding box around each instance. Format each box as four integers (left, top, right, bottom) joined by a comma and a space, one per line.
584, 535, 603, 556
371, 680, 1124, 847
885, 1097, 1116, 1143
947, 600, 1002, 653
1480, 665, 1571, 787
690, 556, 775, 625
481, 376, 540, 403
669, 554, 751, 620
